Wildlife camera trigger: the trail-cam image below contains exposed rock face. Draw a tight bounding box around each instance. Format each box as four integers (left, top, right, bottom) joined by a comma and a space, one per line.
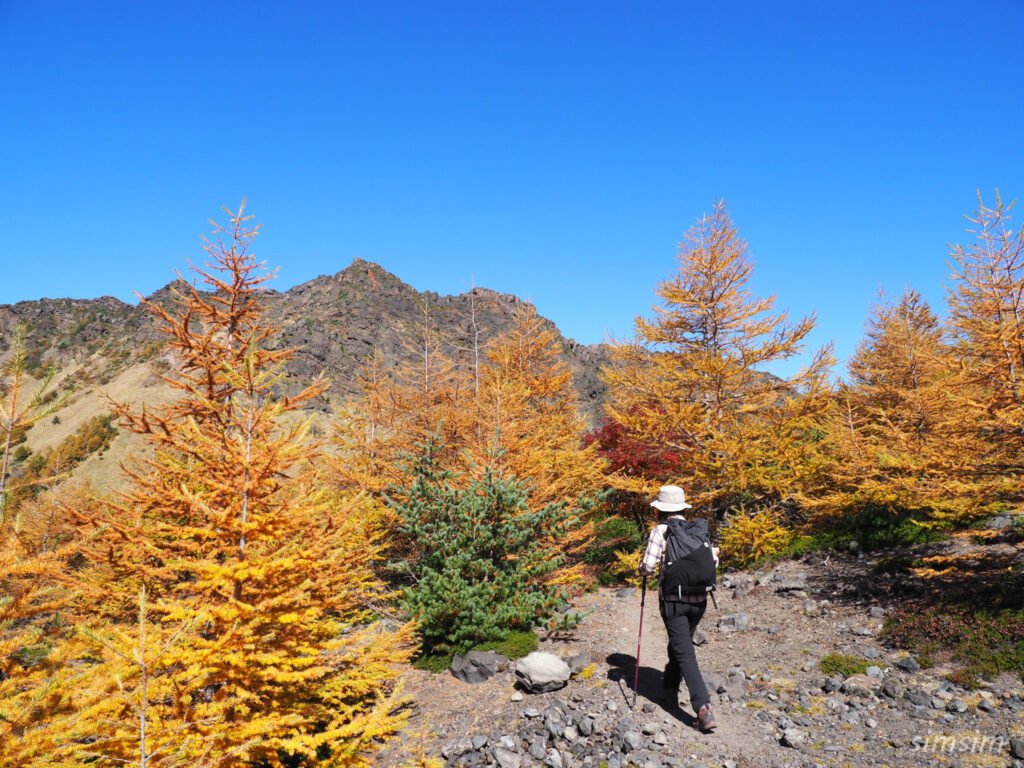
0, 259, 609, 418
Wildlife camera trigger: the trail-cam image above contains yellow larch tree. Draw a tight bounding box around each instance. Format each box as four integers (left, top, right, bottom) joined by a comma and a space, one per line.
819, 289, 978, 522
945, 190, 1024, 497
601, 201, 834, 515
72, 202, 412, 767
0, 514, 92, 766
467, 306, 606, 577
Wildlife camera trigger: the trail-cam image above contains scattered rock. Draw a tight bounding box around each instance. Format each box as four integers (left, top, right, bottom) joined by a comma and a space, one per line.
869, 606, 886, 618
947, 698, 968, 713
895, 656, 920, 673
863, 647, 880, 659
515, 653, 571, 693
718, 613, 751, 632
693, 627, 709, 645
566, 650, 591, 675
451, 651, 509, 684
622, 730, 643, 752
616, 587, 636, 599
986, 515, 1014, 529
781, 728, 806, 748
1010, 737, 1024, 759
493, 747, 522, 768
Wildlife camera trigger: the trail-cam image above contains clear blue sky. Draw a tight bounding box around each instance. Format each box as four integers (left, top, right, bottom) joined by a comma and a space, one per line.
2, 1, 1022, 377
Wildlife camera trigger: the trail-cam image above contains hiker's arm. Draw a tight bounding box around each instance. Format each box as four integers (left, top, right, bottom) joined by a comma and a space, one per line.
639, 524, 666, 575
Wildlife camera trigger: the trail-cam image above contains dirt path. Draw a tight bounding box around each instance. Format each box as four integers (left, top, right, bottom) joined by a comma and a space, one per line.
376, 549, 1024, 768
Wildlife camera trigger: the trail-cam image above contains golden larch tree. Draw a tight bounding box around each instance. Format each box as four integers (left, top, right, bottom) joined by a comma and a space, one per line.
945, 190, 1024, 495
601, 200, 834, 514
819, 288, 977, 522
73, 203, 411, 767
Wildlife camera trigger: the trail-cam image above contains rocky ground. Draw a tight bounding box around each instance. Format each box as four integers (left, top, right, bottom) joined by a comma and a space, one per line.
375, 525, 1024, 768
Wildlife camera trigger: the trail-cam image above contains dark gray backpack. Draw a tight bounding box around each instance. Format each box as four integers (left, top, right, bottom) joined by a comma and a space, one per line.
661, 517, 717, 600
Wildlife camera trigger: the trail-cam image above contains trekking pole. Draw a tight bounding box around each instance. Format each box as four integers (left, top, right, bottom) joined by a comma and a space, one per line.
632, 575, 647, 709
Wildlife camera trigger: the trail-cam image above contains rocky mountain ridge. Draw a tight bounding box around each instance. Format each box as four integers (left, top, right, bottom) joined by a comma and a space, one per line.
0, 258, 609, 417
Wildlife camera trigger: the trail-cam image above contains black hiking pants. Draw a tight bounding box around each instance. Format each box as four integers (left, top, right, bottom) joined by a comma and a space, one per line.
659, 598, 709, 711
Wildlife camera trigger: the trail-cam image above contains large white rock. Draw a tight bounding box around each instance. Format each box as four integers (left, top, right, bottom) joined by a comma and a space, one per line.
514, 651, 571, 693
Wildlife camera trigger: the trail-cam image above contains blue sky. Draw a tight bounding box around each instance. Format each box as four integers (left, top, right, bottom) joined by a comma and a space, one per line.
2, 1, 1022, 377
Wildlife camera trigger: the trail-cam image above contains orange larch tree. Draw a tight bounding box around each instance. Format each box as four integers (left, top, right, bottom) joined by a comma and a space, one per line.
72, 203, 411, 767
601, 201, 834, 517
945, 190, 1024, 499
819, 288, 978, 523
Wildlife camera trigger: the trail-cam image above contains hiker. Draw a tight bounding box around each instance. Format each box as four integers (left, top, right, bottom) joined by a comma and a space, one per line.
639, 484, 719, 733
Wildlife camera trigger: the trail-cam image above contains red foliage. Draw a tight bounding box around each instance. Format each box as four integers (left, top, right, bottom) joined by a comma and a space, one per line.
583, 416, 686, 480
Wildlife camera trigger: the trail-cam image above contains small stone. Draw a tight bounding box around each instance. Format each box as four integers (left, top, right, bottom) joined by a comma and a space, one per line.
471, 735, 488, 750
733, 581, 753, 599
865, 665, 883, 679
493, 747, 522, 768
616, 587, 636, 599
522, 707, 541, 718
863, 647, 880, 659
566, 650, 592, 676
905, 688, 931, 707
622, 731, 643, 751
528, 739, 547, 760
781, 727, 806, 748
851, 626, 872, 636
947, 698, 968, 713
869, 606, 885, 618
717, 613, 751, 632
607, 701, 618, 712
692, 627, 709, 645
511, 691, 523, 702
653, 730, 667, 745
442, 737, 475, 758
578, 717, 593, 736
895, 656, 920, 673
1010, 737, 1024, 759
452, 650, 509, 684
562, 725, 578, 743
978, 697, 996, 712
642, 701, 656, 713
865, 717, 878, 728
766, 625, 779, 635
543, 748, 563, 768
881, 679, 903, 699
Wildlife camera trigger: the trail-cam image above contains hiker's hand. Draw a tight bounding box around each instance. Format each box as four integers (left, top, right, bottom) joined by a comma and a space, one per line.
712, 546, 720, 565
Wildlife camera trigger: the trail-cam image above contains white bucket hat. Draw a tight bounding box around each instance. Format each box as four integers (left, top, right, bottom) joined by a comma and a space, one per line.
650, 485, 692, 512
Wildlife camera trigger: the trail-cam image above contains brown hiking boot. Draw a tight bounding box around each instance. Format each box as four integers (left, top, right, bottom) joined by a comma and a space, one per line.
696, 703, 718, 733
660, 688, 678, 710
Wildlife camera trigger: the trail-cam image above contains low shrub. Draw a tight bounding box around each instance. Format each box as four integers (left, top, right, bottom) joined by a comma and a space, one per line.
882, 603, 1024, 686
818, 653, 868, 678
787, 504, 948, 558
412, 629, 539, 673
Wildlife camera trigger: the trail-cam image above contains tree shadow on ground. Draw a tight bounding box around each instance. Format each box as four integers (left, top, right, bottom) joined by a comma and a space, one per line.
605, 652, 697, 727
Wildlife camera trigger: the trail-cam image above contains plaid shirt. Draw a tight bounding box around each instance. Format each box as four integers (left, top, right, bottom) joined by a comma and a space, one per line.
639, 515, 717, 603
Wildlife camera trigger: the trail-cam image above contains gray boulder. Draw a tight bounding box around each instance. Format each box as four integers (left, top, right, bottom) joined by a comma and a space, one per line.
515, 652, 571, 693
717, 613, 751, 632
451, 650, 509, 684
895, 656, 920, 673
493, 747, 522, 768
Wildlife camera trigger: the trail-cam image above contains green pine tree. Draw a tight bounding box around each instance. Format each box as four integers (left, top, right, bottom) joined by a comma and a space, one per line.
389, 437, 574, 655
